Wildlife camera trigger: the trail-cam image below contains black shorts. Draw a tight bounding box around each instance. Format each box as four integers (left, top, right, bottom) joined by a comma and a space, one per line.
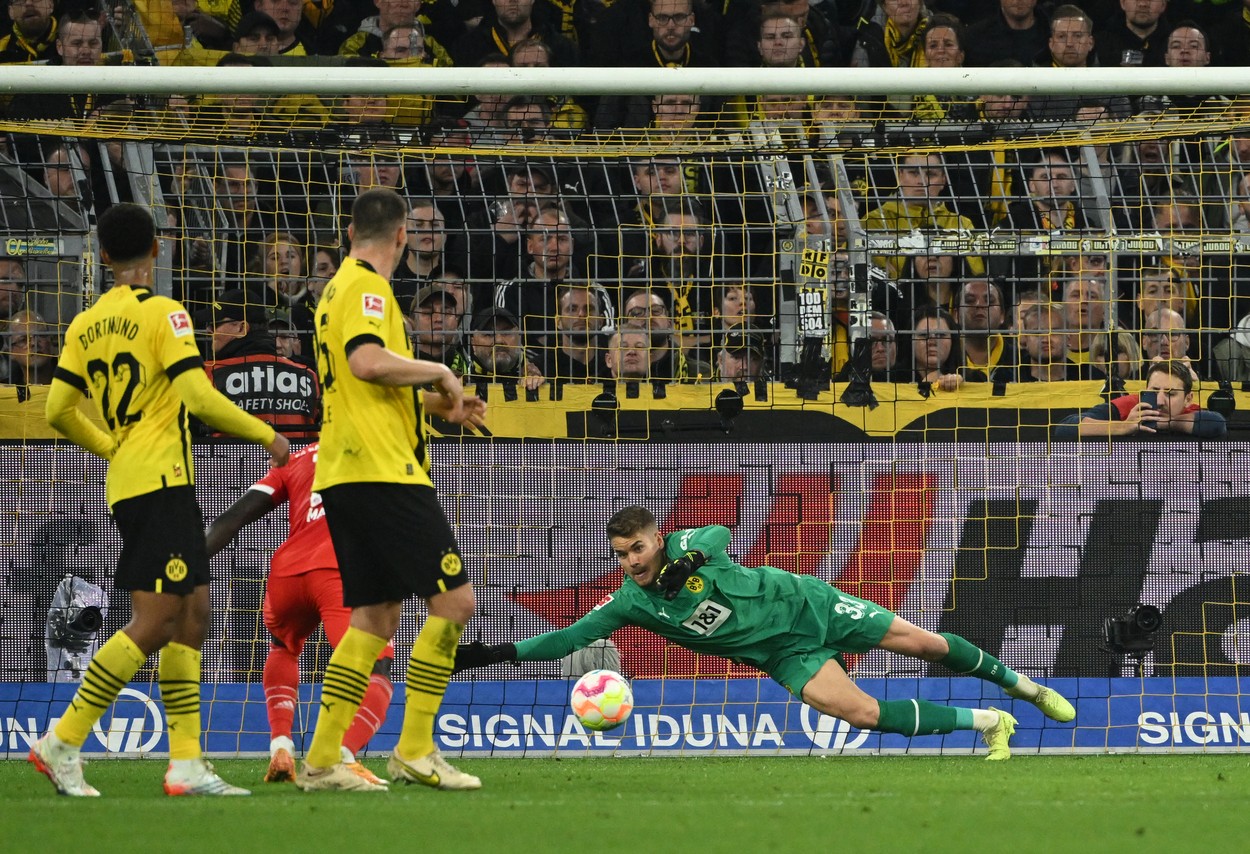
320, 482, 468, 607
111, 485, 210, 594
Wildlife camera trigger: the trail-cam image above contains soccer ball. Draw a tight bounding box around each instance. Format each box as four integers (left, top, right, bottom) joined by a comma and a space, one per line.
570, 669, 633, 732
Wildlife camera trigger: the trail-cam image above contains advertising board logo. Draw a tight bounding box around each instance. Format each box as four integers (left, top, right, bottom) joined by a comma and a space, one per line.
92, 687, 164, 753
800, 703, 869, 751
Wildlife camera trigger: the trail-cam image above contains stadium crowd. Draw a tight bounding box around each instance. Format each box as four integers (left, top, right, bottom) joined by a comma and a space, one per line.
5, 0, 1250, 438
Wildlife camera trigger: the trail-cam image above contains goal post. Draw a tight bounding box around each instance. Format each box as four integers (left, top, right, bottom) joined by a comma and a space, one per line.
1, 64, 1249, 759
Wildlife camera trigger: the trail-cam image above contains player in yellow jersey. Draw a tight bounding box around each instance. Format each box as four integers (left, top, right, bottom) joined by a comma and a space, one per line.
295, 187, 486, 793
29, 204, 290, 798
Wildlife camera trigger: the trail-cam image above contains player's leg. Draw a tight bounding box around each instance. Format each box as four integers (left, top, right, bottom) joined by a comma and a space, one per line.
876, 617, 1075, 723
261, 577, 319, 782
799, 656, 1017, 760
304, 599, 400, 760
161, 584, 249, 796
386, 486, 477, 789
29, 589, 179, 796
296, 484, 398, 790
314, 570, 393, 786
389, 582, 480, 790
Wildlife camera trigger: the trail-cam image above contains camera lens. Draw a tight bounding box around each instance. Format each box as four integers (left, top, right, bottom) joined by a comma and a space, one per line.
1130, 604, 1162, 633
68, 606, 103, 633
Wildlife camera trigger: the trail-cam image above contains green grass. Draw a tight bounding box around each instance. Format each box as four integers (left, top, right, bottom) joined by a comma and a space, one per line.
5, 755, 1250, 853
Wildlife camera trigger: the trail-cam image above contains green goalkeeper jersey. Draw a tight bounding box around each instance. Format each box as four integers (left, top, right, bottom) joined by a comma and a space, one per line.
514, 525, 844, 668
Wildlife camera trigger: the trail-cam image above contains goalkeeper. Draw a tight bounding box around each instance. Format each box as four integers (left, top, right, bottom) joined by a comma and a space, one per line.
456, 506, 1076, 760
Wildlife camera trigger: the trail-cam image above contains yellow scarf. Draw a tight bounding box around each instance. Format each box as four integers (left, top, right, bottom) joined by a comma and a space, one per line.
884, 17, 927, 68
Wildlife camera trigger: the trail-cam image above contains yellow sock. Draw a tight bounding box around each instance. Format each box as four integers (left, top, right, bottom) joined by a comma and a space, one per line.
54, 631, 147, 748
159, 642, 203, 760
307, 627, 388, 768
397, 616, 463, 760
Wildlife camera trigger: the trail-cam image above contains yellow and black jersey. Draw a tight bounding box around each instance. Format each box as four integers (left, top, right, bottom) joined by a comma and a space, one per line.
54, 286, 206, 506
312, 257, 431, 489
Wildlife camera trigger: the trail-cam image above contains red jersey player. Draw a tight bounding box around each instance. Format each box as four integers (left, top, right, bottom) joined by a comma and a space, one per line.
206, 442, 393, 785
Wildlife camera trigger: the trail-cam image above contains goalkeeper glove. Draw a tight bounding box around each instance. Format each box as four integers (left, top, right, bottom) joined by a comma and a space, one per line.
453, 641, 518, 673
656, 550, 707, 600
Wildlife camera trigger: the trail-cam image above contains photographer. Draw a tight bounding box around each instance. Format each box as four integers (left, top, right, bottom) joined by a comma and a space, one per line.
1054, 360, 1227, 439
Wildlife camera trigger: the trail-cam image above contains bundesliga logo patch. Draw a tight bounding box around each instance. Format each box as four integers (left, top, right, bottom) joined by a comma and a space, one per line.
168, 310, 192, 337
362, 294, 385, 318
593, 593, 614, 611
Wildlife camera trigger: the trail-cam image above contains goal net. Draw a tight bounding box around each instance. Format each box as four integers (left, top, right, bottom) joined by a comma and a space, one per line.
1, 61, 1248, 758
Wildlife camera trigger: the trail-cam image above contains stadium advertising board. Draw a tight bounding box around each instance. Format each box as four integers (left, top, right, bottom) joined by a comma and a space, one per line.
2, 678, 1248, 757
2, 441, 1248, 756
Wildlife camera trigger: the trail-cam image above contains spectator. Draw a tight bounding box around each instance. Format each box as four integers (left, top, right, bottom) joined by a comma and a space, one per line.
1210, 318, 1250, 384
648, 94, 707, 133
501, 95, 552, 142
0, 258, 26, 321
1, 309, 55, 387
197, 289, 321, 438
544, 283, 610, 382
621, 288, 697, 381
456, 162, 552, 285
594, 0, 718, 128
252, 0, 313, 55
339, 0, 453, 64
978, 88, 1031, 122
250, 231, 307, 307
756, 10, 805, 68
268, 310, 310, 367
460, 54, 515, 144
453, 0, 577, 67
716, 325, 768, 383
835, 312, 907, 383
168, 0, 236, 52
605, 328, 652, 381
911, 16, 978, 122
911, 306, 963, 390
392, 200, 447, 308
853, 0, 929, 70
1055, 360, 1226, 438
1018, 302, 1096, 381
308, 245, 340, 301
409, 284, 470, 372
7, 13, 107, 120
510, 38, 588, 130
410, 121, 476, 231
494, 205, 615, 351
1062, 276, 1112, 367
1031, 6, 1131, 119
900, 254, 963, 314
0, 0, 58, 63
1133, 264, 1196, 327
713, 282, 764, 331
863, 152, 983, 280
725, 0, 841, 68
212, 152, 271, 287
465, 307, 545, 390
378, 23, 426, 61
957, 279, 1018, 382
1089, 328, 1143, 381
1141, 307, 1201, 380
965, 0, 1050, 67
1001, 150, 1089, 232
232, 10, 282, 55
1096, 0, 1170, 68
628, 197, 736, 365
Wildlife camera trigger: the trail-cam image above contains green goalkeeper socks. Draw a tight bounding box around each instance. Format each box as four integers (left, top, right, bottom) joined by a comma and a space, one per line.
875, 699, 960, 736
938, 632, 1019, 689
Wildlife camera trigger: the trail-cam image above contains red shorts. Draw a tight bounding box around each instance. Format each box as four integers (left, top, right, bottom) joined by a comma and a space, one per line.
263, 568, 396, 660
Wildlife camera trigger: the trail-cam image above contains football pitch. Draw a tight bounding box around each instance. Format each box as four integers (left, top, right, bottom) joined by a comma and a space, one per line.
5, 755, 1249, 852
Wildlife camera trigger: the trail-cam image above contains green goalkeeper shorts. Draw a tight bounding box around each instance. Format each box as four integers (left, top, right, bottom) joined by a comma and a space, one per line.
763, 585, 895, 699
